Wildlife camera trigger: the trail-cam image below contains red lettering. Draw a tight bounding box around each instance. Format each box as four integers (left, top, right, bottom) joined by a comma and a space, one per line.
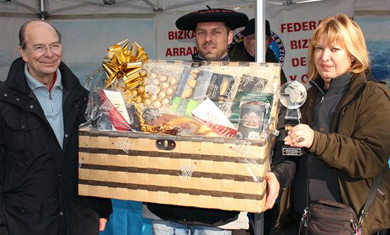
281, 20, 321, 33
309, 21, 316, 31
291, 40, 297, 50
166, 48, 172, 57
168, 31, 174, 40
301, 57, 307, 66
186, 47, 198, 55
292, 57, 307, 67
289, 75, 297, 81
185, 31, 192, 38
287, 23, 293, 33
186, 47, 193, 55
303, 39, 309, 49
290, 39, 310, 50
292, 58, 299, 67
179, 47, 185, 55
173, 48, 179, 56
165, 47, 198, 57
302, 21, 308, 31
167, 30, 195, 40
294, 23, 301, 32
281, 23, 287, 33
289, 75, 308, 83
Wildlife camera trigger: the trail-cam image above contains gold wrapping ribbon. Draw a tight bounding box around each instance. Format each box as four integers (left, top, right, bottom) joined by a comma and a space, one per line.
102, 39, 180, 135
103, 39, 148, 89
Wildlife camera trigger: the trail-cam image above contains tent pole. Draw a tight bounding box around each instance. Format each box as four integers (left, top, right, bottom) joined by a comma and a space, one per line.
253, 0, 265, 232
40, 0, 46, 19
255, 0, 266, 63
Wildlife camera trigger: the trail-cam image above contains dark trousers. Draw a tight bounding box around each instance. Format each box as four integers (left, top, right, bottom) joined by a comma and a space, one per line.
71, 204, 100, 235
0, 202, 100, 235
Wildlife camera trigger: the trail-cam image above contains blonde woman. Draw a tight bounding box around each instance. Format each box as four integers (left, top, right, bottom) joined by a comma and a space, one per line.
272, 14, 390, 235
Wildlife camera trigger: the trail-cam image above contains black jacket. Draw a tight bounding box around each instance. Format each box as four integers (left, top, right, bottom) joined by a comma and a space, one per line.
0, 58, 112, 235
229, 42, 287, 85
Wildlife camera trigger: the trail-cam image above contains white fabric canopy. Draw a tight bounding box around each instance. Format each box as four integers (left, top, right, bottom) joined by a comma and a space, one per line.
1, 0, 389, 18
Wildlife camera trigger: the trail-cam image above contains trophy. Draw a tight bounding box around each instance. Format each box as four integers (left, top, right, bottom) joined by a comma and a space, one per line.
278, 81, 307, 156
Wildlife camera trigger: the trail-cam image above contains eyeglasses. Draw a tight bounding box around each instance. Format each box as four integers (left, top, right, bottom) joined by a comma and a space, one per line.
30, 43, 62, 54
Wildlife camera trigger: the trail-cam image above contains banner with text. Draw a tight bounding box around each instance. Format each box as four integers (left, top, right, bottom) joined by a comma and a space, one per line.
154, 0, 355, 83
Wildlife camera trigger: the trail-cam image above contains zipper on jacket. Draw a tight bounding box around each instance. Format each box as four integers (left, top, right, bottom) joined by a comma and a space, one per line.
377, 188, 388, 205
314, 95, 325, 114
301, 207, 309, 227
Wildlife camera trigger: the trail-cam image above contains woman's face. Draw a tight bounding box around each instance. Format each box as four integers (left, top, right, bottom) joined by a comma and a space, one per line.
314, 34, 352, 87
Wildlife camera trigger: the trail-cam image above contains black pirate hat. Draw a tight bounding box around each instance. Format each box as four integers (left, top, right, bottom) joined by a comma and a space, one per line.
176, 7, 248, 31
243, 18, 271, 37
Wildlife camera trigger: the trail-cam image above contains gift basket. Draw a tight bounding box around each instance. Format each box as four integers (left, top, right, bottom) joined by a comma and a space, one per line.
78, 40, 281, 213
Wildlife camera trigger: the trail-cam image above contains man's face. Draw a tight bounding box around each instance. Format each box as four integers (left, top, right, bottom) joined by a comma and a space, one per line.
243, 34, 269, 57
195, 22, 233, 61
19, 21, 62, 82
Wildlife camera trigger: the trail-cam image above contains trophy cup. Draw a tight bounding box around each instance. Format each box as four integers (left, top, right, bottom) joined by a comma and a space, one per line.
278, 81, 307, 156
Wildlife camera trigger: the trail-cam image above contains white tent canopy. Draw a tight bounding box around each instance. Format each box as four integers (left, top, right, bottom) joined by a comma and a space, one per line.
1, 0, 389, 19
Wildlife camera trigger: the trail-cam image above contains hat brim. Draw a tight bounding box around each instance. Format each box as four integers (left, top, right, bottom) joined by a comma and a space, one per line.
176, 9, 248, 31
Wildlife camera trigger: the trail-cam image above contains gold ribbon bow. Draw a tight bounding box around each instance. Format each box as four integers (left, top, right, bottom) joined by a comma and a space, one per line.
100, 40, 180, 135
102, 39, 148, 90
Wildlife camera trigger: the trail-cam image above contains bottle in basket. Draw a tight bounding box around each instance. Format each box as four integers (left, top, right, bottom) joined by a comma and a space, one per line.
236, 101, 268, 140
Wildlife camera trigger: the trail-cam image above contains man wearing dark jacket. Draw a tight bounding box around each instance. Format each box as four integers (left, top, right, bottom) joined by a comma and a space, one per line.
229, 18, 287, 85
0, 19, 112, 235
144, 7, 249, 235
143, 7, 286, 235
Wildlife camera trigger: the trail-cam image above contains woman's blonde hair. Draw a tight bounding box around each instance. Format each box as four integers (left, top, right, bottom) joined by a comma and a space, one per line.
307, 14, 370, 80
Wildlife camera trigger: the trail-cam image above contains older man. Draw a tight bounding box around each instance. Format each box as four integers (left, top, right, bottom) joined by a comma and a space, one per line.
0, 20, 112, 235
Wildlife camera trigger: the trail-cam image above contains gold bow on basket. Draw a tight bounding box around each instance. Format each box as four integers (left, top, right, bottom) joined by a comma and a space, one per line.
102, 39, 148, 90
101, 39, 180, 135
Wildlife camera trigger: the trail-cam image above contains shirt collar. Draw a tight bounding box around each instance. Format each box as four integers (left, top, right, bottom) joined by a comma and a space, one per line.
25, 64, 63, 91
311, 73, 352, 95
192, 52, 230, 62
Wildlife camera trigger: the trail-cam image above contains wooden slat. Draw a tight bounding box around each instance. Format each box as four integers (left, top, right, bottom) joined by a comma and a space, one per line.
79, 152, 269, 177
79, 168, 265, 194
78, 184, 266, 213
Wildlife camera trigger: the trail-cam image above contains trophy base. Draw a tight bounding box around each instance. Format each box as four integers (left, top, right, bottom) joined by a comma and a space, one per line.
282, 146, 305, 156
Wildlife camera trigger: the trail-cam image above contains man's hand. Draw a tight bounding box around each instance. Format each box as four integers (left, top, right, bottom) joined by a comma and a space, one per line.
99, 218, 108, 231
263, 172, 280, 210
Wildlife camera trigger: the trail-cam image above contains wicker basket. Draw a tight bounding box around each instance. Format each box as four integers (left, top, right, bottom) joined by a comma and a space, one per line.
79, 60, 281, 212
79, 129, 271, 213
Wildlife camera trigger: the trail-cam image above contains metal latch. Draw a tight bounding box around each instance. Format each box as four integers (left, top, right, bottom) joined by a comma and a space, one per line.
156, 139, 176, 150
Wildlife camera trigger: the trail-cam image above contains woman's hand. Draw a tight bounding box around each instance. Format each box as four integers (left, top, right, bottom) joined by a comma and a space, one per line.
284, 124, 314, 149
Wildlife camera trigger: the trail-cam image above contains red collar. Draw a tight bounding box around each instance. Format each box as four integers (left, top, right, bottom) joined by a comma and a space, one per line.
49, 72, 57, 92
